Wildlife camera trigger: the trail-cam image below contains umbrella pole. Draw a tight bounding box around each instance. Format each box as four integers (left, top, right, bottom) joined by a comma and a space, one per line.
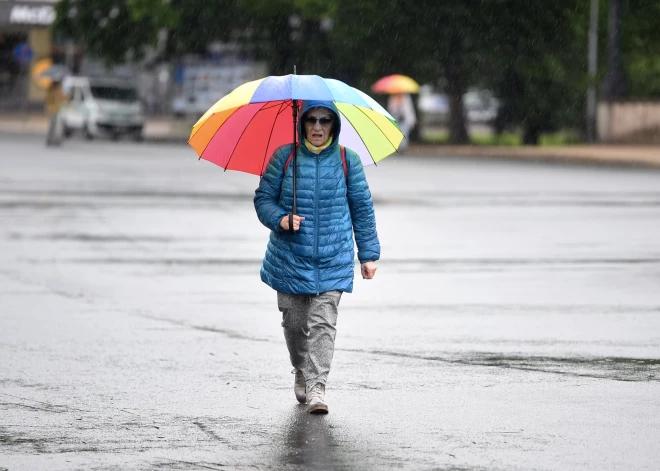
290, 67, 298, 235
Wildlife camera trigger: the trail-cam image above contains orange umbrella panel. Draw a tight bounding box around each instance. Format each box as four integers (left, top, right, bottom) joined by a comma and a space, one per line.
371, 74, 420, 94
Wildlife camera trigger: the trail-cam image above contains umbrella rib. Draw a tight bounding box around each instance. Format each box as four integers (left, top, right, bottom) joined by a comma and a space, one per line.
223, 101, 270, 172
190, 99, 285, 148
260, 100, 292, 176
277, 99, 293, 115
354, 105, 403, 154
193, 100, 293, 167
193, 107, 247, 164
337, 108, 377, 166
259, 100, 288, 111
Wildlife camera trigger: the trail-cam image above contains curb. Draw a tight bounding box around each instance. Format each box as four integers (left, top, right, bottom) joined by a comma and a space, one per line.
2, 117, 658, 168
0, 118, 191, 144
405, 144, 660, 169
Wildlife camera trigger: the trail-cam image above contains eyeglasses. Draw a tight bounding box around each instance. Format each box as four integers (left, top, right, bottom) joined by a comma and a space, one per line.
304, 116, 334, 126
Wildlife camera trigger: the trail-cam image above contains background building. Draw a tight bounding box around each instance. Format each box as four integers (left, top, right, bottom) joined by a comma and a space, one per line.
0, 0, 60, 109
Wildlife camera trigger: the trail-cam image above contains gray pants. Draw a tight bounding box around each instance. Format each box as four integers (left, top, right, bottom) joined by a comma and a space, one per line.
46, 113, 60, 146
278, 290, 342, 389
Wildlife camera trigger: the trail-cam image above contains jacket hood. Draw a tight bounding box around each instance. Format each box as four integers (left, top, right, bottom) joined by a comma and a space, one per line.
297, 100, 341, 152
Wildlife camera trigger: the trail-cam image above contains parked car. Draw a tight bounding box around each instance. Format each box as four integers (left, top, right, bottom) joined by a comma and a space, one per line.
418, 85, 500, 124
60, 76, 144, 141
463, 89, 500, 123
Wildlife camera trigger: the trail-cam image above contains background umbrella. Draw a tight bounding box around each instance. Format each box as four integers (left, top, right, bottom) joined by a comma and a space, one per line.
38, 63, 70, 82
33, 61, 70, 89
188, 73, 404, 233
32, 59, 56, 89
371, 74, 420, 94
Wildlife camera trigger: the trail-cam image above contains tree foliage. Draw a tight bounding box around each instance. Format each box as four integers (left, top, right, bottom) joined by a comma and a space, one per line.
54, 0, 242, 65
54, 0, 161, 65
54, 0, 660, 144
482, 1, 589, 143
621, 0, 660, 98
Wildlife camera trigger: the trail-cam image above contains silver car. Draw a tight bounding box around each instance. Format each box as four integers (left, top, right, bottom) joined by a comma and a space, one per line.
61, 76, 145, 141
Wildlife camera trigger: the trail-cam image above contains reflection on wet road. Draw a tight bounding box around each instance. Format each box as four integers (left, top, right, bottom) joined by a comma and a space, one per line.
1, 135, 660, 470
279, 407, 347, 470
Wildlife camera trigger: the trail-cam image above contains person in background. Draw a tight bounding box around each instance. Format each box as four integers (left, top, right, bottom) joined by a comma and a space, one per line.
45, 79, 66, 147
254, 100, 380, 414
387, 93, 417, 151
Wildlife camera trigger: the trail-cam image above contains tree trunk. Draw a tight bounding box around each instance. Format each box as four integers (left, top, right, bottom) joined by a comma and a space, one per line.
522, 123, 541, 145
445, 34, 469, 144
602, 0, 627, 99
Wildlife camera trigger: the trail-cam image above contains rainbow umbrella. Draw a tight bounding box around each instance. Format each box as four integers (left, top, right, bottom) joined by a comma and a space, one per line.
371, 74, 420, 94
188, 74, 404, 177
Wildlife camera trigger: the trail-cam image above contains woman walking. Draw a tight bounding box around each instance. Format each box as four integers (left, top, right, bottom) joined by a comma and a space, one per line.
254, 100, 380, 414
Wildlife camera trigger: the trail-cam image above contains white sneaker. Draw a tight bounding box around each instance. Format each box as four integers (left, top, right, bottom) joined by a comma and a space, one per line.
306, 383, 328, 414
293, 369, 306, 404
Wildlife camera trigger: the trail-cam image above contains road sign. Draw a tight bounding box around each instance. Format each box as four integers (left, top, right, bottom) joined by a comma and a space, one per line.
13, 43, 33, 64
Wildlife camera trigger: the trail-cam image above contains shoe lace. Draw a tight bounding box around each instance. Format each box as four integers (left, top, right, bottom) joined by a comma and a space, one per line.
307, 383, 324, 402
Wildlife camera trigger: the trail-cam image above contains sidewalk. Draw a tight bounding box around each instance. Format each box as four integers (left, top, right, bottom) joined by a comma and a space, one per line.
1, 112, 658, 168
406, 143, 660, 168
0, 112, 191, 143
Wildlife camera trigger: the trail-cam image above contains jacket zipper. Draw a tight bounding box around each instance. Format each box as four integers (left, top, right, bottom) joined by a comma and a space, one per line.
314, 156, 320, 294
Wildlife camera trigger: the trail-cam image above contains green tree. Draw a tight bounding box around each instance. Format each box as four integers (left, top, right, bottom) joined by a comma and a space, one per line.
54, 0, 166, 65
163, 0, 244, 58
235, 0, 297, 75
54, 0, 242, 65
54, 0, 479, 143
237, 0, 344, 77
483, 1, 588, 144
328, 0, 478, 143
333, 1, 457, 142
56, 0, 660, 144
621, 0, 660, 98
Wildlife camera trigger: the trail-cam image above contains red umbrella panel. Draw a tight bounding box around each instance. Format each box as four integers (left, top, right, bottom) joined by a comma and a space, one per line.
193, 100, 301, 176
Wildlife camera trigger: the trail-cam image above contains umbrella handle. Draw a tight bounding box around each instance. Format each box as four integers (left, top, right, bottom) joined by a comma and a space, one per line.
290, 96, 298, 234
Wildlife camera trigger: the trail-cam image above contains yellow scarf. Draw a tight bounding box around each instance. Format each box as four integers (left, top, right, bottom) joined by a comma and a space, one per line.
304, 136, 333, 154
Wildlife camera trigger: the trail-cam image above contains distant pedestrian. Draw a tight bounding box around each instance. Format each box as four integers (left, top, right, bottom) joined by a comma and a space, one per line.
45, 79, 66, 147
254, 100, 380, 414
387, 93, 417, 151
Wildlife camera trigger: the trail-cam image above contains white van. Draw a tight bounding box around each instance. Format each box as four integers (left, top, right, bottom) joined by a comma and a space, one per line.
60, 76, 145, 141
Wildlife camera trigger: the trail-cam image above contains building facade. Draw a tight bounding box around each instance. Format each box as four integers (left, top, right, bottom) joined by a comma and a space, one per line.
0, 0, 57, 109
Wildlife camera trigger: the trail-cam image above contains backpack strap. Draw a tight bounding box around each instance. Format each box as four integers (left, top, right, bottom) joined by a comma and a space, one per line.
282, 144, 297, 175
282, 144, 349, 182
340, 145, 348, 181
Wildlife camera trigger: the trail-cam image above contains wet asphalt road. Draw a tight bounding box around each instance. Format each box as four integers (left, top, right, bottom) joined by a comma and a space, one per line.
1, 133, 659, 470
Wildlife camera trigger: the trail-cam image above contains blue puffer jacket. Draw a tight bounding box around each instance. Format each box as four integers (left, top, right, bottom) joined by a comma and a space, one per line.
254, 100, 380, 294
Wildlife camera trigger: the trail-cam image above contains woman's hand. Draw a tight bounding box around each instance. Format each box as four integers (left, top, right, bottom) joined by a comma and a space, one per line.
280, 214, 305, 231
361, 262, 377, 279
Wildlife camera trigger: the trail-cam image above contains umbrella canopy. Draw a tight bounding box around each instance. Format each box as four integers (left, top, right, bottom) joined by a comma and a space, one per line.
32, 59, 68, 89
371, 74, 420, 94
188, 74, 404, 176
38, 64, 70, 82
